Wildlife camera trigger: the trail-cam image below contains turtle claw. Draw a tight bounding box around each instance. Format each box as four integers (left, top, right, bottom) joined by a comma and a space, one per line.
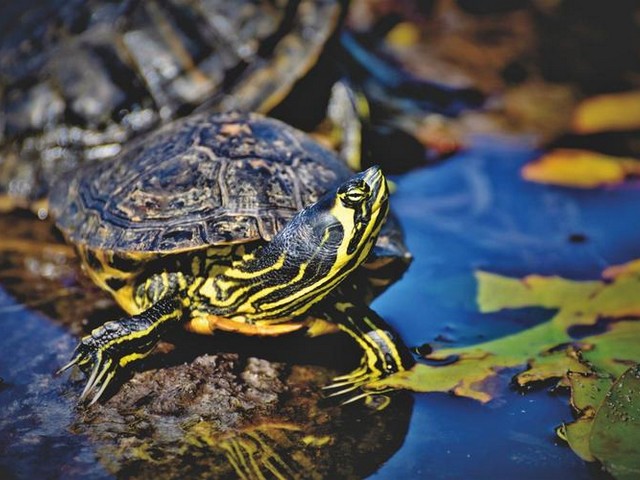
322, 357, 398, 408
328, 381, 393, 410
323, 370, 386, 407
329, 369, 364, 382
57, 299, 181, 404
323, 372, 369, 392
78, 352, 117, 405
58, 331, 120, 405
323, 377, 366, 396
322, 362, 368, 391
55, 356, 81, 376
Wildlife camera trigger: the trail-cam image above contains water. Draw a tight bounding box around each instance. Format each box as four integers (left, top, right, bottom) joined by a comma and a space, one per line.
370, 142, 639, 478
2, 142, 638, 478
0, 291, 112, 479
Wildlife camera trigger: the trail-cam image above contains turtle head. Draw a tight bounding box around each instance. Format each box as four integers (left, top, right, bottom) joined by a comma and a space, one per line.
288, 165, 389, 281
271, 165, 389, 311
331, 165, 389, 259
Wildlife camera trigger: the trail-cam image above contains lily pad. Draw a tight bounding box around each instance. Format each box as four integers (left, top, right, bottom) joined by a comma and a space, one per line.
581, 322, 640, 378
373, 263, 640, 399
557, 372, 613, 462
590, 364, 640, 480
557, 418, 596, 462
515, 347, 589, 387
369, 261, 640, 474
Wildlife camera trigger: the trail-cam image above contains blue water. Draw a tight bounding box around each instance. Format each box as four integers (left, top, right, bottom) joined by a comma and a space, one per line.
369, 142, 640, 478
0, 290, 112, 480
2, 142, 638, 478
378, 142, 640, 346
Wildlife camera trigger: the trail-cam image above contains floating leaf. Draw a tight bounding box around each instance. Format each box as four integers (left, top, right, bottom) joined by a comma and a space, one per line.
370, 262, 640, 474
603, 259, 640, 279
515, 347, 589, 387
521, 149, 640, 188
572, 91, 640, 134
371, 261, 640, 401
590, 365, 640, 480
581, 322, 640, 378
385, 22, 421, 48
557, 418, 596, 462
568, 372, 612, 413
557, 372, 613, 462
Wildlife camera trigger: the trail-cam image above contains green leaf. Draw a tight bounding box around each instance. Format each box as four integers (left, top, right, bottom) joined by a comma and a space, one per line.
515, 347, 590, 387
590, 365, 640, 480
557, 419, 596, 462
568, 372, 612, 413
369, 262, 640, 471
557, 373, 613, 462
373, 264, 640, 401
581, 322, 640, 378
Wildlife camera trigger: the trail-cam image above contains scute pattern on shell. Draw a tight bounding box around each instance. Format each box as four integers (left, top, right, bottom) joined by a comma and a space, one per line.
0, 0, 342, 206
50, 112, 352, 253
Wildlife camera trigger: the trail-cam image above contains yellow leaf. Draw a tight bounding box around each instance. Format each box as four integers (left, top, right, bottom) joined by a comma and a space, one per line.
515, 348, 590, 387
603, 259, 640, 280
385, 22, 421, 48
522, 149, 640, 188
374, 261, 640, 403
572, 91, 640, 134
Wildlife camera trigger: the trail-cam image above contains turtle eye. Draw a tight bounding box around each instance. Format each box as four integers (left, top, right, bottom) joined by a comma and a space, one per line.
338, 180, 371, 208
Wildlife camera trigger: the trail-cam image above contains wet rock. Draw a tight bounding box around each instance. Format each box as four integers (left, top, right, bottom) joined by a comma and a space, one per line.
71, 351, 413, 479
85, 353, 286, 423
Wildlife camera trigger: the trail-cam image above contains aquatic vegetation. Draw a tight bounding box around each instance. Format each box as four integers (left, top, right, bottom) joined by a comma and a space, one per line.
571, 91, 640, 134
372, 260, 640, 477
522, 91, 640, 188
522, 149, 640, 188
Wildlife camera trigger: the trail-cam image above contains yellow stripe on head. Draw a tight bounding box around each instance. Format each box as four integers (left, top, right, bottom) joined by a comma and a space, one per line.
331, 165, 389, 269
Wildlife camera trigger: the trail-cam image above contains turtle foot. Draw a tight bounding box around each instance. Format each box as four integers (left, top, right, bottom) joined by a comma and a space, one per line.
322, 363, 394, 410
57, 317, 159, 405
57, 322, 130, 405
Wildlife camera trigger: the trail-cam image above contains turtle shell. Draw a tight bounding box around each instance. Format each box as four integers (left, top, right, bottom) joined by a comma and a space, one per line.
50, 112, 353, 254
0, 0, 342, 207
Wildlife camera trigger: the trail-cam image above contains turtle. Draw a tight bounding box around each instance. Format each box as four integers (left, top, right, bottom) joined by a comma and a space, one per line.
0, 0, 343, 210
53, 111, 415, 406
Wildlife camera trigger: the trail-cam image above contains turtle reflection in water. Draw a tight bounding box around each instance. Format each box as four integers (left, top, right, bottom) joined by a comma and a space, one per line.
0, 0, 342, 208
75, 351, 414, 479
53, 111, 415, 406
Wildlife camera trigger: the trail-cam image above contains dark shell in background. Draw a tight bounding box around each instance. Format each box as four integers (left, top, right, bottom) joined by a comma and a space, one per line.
0, 0, 342, 206
50, 111, 353, 253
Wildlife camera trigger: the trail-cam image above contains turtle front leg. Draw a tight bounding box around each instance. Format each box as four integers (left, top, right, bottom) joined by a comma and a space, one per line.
322, 302, 415, 406
57, 296, 185, 405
